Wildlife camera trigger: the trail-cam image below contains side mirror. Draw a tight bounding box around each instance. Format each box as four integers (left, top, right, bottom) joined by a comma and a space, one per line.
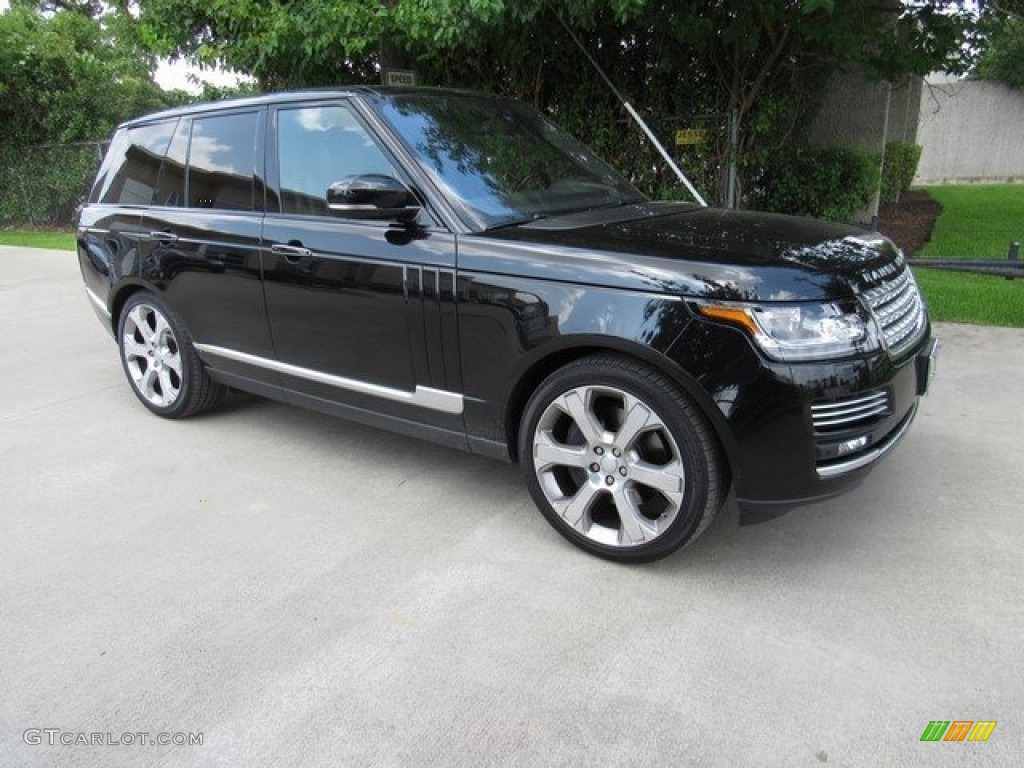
326, 175, 421, 222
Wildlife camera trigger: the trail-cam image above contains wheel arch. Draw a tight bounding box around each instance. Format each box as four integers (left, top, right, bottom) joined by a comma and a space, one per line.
108, 280, 160, 335
504, 337, 739, 475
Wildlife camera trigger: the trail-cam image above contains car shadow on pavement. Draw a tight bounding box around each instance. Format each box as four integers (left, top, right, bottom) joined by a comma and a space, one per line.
198, 391, 893, 577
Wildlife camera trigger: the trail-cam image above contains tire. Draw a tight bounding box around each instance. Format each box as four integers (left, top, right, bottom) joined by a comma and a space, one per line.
519, 355, 726, 563
116, 291, 224, 419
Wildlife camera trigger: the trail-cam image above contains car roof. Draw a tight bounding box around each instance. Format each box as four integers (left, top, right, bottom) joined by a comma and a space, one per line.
119, 86, 504, 128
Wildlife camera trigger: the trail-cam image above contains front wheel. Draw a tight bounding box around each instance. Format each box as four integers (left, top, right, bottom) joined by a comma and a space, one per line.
117, 291, 224, 419
519, 355, 726, 563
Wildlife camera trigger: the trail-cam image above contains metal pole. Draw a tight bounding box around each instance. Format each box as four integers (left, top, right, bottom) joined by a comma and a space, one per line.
872, 82, 893, 221
548, 2, 708, 207
726, 109, 739, 209
623, 103, 708, 207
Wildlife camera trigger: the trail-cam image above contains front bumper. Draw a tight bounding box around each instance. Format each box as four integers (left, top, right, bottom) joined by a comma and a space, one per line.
735, 335, 936, 522
668, 320, 936, 524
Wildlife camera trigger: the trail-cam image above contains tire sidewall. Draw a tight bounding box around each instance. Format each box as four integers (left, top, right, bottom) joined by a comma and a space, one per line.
519, 357, 719, 562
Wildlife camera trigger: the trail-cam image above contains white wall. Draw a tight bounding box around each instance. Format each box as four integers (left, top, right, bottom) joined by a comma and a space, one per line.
915, 80, 1024, 185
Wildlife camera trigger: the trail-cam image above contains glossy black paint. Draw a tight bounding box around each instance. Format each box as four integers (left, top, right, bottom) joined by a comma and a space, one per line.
77, 87, 933, 522
260, 215, 462, 431
477, 202, 900, 301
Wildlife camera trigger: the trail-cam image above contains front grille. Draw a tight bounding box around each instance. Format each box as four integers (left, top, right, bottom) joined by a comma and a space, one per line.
812, 390, 891, 432
861, 268, 926, 356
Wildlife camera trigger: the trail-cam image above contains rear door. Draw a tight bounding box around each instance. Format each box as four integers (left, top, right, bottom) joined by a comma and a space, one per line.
78, 120, 178, 318
137, 109, 278, 390
261, 100, 462, 433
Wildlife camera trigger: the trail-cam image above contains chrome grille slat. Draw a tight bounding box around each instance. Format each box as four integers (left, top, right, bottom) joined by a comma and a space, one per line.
814, 400, 887, 418
811, 392, 888, 413
812, 391, 890, 431
861, 266, 926, 356
814, 405, 889, 428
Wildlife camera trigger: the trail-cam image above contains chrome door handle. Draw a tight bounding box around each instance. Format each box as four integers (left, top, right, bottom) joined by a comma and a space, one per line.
271, 244, 313, 259
149, 230, 179, 243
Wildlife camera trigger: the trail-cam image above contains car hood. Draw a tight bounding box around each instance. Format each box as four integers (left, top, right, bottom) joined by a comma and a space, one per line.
474, 202, 904, 302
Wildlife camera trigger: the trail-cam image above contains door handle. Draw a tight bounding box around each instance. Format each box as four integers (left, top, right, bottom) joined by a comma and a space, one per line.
149, 230, 179, 244
271, 243, 314, 262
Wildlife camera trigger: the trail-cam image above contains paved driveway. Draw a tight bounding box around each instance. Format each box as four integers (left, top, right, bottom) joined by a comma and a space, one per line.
1, 246, 1022, 767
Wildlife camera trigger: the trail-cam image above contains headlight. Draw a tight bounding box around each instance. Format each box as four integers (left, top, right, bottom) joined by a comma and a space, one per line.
696, 300, 880, 361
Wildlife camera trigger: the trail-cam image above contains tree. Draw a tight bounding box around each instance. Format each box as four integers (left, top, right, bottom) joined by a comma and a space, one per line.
974, 2, 1024, 88
0, 4, 168, 146
0, 4, 172, 224
135, 1, 980, 205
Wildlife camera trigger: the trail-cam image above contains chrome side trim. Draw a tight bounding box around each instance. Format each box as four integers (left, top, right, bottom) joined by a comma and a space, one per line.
84, 286, 112, 320
193, 343, 464, 415
816, 404, 918, 479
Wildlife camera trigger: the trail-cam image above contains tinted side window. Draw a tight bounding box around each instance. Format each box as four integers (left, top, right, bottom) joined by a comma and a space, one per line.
277, 105, 398, 216
91, 121, 176, 205
154, 118, 189, 207
188, 112, 258, 211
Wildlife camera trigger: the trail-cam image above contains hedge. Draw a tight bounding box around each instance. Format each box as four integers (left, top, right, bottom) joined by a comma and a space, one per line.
746, 144, 881, 224
0, 143, 104, 227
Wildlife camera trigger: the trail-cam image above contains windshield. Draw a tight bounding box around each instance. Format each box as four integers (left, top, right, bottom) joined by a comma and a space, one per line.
376, 92, 646, 230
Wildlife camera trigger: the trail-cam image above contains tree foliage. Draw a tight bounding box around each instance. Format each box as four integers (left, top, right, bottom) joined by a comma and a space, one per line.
0, 1, 988, 222
135, 0, 981, 207
0, 3, 168, 146
974, 2, 1024, 89
0, 3, 173, 225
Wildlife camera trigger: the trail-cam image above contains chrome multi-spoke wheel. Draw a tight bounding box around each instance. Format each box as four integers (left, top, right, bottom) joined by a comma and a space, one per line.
534, 385, 685, 547
521, 356, 725, 562
123, 303, 183, 407
117, 292, 224, 418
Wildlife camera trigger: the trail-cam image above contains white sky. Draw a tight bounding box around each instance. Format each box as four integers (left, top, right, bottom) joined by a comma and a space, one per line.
154, 59, 250, 94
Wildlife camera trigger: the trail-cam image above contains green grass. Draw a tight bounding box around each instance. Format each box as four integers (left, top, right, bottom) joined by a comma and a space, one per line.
921, 185, 1024, 258
913, 267, 1024, 327
0, 229, 76, 251
912, 185, 1023, 327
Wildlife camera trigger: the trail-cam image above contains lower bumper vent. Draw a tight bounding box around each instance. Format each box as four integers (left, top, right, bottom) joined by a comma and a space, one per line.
812, 390, 891, 432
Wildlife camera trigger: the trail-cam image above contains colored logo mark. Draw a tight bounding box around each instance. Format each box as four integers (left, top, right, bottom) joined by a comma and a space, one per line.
920, 721, 997, 742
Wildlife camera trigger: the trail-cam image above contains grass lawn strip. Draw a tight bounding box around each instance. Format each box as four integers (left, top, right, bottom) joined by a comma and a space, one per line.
913, 268, 1023, 327
921, 185, 1024, 259
0, 229, 76, 250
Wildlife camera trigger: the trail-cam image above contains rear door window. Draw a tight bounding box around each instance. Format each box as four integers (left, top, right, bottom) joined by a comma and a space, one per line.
91, 121, 177, 205
187, 112, 258, 211
153, 118, 190, 208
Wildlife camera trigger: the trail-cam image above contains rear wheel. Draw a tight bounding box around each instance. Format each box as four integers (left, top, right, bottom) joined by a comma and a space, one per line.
117, 291, 224, 419
520, 355, 726, 563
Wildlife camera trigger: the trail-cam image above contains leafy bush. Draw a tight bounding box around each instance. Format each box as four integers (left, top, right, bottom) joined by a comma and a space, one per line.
745, 145, 881, 223
880, 142, 923, 205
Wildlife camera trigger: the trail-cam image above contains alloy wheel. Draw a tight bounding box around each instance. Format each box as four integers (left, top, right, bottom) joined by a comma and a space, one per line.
532, 384, 686, 548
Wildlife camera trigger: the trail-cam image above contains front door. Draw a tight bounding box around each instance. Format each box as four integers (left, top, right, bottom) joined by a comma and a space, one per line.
261, 101, 461, 432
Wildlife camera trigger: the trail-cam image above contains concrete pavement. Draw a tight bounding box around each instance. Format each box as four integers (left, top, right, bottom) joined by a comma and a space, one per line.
1, 246, 1022, 766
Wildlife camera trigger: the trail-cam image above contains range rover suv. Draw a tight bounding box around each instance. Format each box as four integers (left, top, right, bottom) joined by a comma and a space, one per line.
77, 87, 938, 562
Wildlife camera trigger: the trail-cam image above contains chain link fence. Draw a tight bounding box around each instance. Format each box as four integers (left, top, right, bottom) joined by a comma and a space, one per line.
0, 141, 107, 228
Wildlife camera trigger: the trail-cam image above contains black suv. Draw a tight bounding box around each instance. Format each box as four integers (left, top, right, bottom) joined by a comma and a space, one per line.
77, 87, 937, 562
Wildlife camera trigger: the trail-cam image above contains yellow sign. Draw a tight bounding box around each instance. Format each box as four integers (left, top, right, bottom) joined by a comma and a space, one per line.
675, 129, 707, 146
384, 69, 417, 87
